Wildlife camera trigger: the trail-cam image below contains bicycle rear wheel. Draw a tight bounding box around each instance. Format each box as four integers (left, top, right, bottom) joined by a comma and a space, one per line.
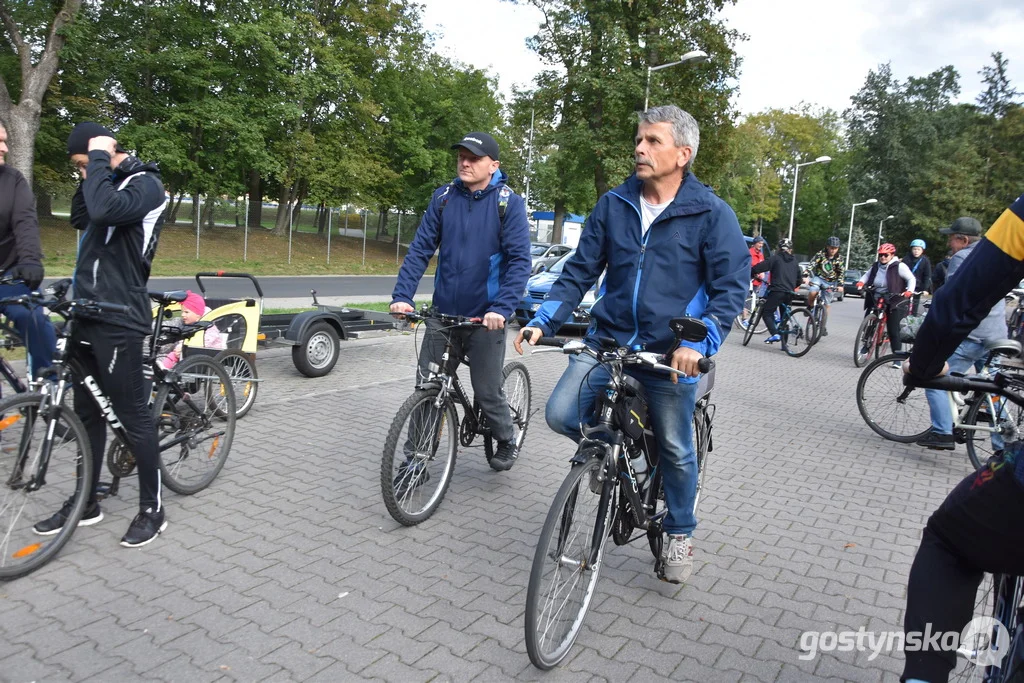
854, 313, 879, 367
781, 308, 814, 357
963, 393, 1020, 470
381, 388, 458, 526
525, 456, 613, 670
0, 393, 92, 580
153, 355, 236, 495
736, 294, 768, 334
856, 353, 931, 443
484, 362, 532, 467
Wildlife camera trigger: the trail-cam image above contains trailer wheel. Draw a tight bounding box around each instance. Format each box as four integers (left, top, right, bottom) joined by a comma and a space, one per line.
293, 321, 340, 377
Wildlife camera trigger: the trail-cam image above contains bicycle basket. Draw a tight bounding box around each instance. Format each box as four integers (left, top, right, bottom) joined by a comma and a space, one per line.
900, 315, 925, 342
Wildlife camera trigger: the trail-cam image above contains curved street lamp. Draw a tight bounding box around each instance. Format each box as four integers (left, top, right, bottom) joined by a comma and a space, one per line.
876, 214, 895, 252
644, 50, 710, 111
787, 155, 832, 241
845, 198, 879, 269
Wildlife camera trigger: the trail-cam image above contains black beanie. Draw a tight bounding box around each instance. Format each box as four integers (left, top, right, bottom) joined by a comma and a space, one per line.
67, 122, 125, 155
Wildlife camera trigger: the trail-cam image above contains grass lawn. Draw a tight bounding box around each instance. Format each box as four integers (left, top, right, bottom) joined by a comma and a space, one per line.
41, 216, 435, 278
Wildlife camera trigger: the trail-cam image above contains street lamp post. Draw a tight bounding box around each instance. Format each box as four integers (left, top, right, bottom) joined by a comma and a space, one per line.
787, 155, 832, 241
876, 214, 895, 252
845, 198, 879, 269
644, 50, 710, 111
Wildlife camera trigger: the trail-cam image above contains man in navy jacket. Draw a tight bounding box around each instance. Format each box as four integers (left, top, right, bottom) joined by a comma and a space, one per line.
515, 105, 749, 584
392, 132, 532, 470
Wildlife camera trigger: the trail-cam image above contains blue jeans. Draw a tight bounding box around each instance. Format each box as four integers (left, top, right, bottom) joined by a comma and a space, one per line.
925, 339, 1003, 448
545, 351, 699, 535
0, 281, 56, 379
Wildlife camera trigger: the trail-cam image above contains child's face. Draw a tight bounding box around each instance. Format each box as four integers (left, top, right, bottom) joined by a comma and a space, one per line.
182, 308, 201, 324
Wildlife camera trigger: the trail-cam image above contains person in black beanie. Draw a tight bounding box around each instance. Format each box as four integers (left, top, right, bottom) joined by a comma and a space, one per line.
0, 120, 56, 379
33, 122, 169, 548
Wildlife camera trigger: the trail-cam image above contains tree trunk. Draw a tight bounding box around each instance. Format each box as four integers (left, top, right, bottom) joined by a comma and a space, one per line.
273, 190, 292, 235
168, 192, 185, 224
202, 196, 215, 230
316, 203, 328, 235
247, 170, 263, 228
34, 187, 52, 218
375, 210, 388, 239
552, 200, 566, 245
0, 1, 84, 188
290, 179, 307, 229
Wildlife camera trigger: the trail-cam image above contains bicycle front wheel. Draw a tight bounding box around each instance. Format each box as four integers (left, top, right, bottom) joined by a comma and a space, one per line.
381, 388, 459, 526
856, 353, 930, 443
153, 355, 236, 495
742, 301, 762, 346
484, 362, 532, 466
0, 392, 92, 580
525, 456, 614, 670
781, 308, 814, 357
854, 313, 878, 367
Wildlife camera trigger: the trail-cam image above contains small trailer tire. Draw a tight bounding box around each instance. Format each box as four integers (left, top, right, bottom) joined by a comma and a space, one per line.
293, 321, 340, 377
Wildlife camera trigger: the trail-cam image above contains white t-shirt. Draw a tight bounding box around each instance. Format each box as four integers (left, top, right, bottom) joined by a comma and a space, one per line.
640, 195, 671, 236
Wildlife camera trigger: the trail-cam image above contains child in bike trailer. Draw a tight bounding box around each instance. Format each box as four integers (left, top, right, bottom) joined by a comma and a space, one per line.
902, 195, 1024, 683
856, 243, 915, 363
156, 290, 226, 370
750, 237, 800, 345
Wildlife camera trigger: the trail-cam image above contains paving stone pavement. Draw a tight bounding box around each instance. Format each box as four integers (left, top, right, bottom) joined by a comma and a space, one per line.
0, 300, 978, 682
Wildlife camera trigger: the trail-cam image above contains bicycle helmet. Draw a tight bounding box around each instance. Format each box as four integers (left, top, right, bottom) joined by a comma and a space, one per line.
910, 239, 926, 249
826, 236, 841, 248
777, 238, 793, 251
878, 243, 896, 255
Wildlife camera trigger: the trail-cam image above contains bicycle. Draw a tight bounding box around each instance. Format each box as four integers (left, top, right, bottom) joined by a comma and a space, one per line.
0, 277, 71, 399
741, 291, 815, 357
855, 340, 1021, 469
854, 286, 911, 367
99, 290, 238, 498
380, 307, 532, 526
0, 291, 237, 580
734, 280, 769, 334
522, 318, 715, 670
902, 369, 1024, 682
807, 282, 838, 345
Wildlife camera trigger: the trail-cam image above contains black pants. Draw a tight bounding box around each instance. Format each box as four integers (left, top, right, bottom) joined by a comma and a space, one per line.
417, 318, 513, 442
757, 291, 788, 337
866, 293, 908, 353
902, 453, 1024, 681
72, 322, 162, 511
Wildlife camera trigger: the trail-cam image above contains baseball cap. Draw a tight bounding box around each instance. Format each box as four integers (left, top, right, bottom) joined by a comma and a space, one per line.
939, 217, 982, 236
67, 121, 126, 155
451, 132, 500, 161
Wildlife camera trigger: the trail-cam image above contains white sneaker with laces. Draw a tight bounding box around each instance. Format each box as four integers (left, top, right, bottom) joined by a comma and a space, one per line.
660, 533, 694, 584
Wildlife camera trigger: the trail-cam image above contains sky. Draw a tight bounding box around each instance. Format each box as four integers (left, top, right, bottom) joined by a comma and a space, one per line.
419, 0, 1024, 117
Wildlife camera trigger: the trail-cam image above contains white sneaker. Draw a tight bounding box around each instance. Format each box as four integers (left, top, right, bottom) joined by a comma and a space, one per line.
659, 534, 694, 584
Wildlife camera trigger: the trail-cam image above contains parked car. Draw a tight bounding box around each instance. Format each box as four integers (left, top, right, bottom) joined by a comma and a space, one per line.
530, 242, 552, 269
516, 250, 598, 331
844, 269, 864, 297
532, 243, 573, 274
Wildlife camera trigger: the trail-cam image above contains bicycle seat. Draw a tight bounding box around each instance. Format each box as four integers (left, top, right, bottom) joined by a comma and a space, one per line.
149, 290, 189, 305
984, 338, 1022, 358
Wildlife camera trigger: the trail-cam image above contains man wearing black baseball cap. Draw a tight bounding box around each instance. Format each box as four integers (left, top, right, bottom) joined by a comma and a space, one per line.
33, 122, 170, 549
391, 130, 531, 472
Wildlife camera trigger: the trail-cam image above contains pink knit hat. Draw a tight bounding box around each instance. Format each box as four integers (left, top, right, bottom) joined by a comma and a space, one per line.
181, 290, 205, 317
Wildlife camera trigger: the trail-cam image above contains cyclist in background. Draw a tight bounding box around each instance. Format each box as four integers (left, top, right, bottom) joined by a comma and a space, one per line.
750, 238, 800, 345
739, 236, 768, 329
856, 243, 916, 365
806, 236, 844, 337
903, 238, 932, 316
901, 195, 1024, 683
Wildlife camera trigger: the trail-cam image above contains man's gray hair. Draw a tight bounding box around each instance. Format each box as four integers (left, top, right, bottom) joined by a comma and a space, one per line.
638, 105, 700, 172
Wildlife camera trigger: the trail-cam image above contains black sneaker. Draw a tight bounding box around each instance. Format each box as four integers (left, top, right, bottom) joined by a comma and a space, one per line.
33, 499, 103, 536
490, 440, 518, 472
916, 430, 956, 451
393, 460, 430, 494
120, 508, 167, 548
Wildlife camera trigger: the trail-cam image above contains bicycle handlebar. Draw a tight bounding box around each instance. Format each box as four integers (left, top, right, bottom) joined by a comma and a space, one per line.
523, 329, 714, 375
903, 371, 1024, 408
393, 307, 487, 328
0, 292, 132, 318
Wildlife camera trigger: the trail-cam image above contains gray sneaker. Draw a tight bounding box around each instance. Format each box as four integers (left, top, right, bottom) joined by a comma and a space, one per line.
659, 534, 694, 584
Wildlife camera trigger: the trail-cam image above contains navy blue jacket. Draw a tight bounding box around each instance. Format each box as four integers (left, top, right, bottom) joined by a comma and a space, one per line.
392, 169, 532, 320
532, 172, 749, 381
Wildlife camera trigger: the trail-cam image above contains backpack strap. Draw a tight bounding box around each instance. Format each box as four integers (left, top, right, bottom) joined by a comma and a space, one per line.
435, 182, 512, 249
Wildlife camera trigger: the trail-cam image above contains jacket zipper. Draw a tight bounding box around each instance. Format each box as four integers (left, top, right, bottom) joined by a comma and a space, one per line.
609, 190, 647, 346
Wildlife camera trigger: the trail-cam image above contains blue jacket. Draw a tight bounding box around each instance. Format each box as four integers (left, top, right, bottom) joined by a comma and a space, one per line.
392, 169, 532, 320
532, 172, 749, 381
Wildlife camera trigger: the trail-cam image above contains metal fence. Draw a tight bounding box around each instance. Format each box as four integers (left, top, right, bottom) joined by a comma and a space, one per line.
51, 193, 422, 265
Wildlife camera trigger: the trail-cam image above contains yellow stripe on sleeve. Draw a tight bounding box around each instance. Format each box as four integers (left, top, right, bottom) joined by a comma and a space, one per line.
985, 207, 1024, 262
